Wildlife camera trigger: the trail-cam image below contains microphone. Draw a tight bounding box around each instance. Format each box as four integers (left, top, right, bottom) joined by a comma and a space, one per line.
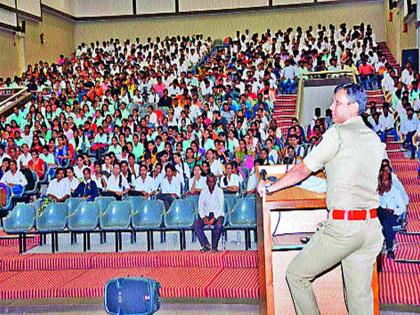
260, 169, 267, 181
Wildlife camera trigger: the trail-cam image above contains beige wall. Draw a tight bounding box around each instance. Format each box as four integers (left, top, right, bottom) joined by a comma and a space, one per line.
0, 29, 19, 78
0, 11, 75, 78
22, 11, 75, 67
74, 1, 385, 44
384, 1, 417, 63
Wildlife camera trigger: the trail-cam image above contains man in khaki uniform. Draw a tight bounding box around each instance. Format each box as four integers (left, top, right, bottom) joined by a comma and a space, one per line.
258, 83, 385, 315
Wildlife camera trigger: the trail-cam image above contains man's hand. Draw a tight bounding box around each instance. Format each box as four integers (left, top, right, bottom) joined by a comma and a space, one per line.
257, 180, 266, 197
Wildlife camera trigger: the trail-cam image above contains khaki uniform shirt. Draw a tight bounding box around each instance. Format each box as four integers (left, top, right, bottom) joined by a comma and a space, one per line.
304, 116, 386, 211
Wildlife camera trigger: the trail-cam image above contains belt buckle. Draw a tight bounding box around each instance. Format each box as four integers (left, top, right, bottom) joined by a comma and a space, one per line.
366, 209, 371, 223
344, 210, 349, 221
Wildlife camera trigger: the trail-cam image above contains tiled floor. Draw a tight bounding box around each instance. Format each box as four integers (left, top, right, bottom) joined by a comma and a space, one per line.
1, 303, 419, 314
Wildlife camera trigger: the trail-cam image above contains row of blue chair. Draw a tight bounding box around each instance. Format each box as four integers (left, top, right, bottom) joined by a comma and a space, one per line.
3, 195, 257, 253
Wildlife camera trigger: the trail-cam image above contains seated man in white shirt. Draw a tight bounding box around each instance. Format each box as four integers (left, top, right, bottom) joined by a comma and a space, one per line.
64, 167, 81, 195
46, 168, 71, 202
399, 107, 419, 159
103, 162, 129, 200
193, 173, 225, 252
156, 164, 182, 210
1, 160, 29, 203
131, 164, 155, 198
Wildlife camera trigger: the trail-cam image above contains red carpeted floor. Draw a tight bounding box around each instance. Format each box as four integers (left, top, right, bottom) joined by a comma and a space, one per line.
0, 247, 259, 300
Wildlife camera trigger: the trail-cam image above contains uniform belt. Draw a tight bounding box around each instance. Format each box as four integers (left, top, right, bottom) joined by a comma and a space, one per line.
331, 209, 377, 221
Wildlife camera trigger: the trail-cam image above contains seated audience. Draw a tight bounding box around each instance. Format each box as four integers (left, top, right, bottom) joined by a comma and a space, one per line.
194, 173, 225, 252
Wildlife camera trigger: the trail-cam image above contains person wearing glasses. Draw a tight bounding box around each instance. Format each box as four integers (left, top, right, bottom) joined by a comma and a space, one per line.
259, 83, 385, 315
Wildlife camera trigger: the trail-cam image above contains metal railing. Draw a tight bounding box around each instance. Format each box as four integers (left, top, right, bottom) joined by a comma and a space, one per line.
0, 86, 30, 114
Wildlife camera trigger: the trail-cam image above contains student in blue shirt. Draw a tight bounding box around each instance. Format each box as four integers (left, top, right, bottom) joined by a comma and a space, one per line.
73, 168, 99, 201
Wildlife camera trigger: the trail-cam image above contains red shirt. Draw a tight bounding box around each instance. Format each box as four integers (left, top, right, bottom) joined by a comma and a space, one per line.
358, 64, 375, 76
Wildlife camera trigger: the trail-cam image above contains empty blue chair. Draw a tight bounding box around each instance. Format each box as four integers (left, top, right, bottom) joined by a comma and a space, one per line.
125, 196, 145, 214
132, 200, 164, 251
95, 196, 116, 215
164, 199, 195, 250
100, 201, 131, 252
65, 197, 85, 215
184, 195, 199, 212
68, 202, 100, 230
228, 197, 256, 250
36, 203, 68, 253
3, 203, 36, 253
224, 194, 239, 225
95, 196, 116, 244
68, 202, 100, 252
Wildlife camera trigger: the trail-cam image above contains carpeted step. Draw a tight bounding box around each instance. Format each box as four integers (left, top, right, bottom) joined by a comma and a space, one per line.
392, 162, 419, 172
395, 243, 420, 262
408, 203, 420, 220
387, 151, 405, 159
379, 254, 420, 273
0, 266, 259, 300
406, 220, 420, 234
398, 176, 420, 185
379, 271, 420, 305
404, 185, 420, 201
386, 142, 403, 151
206, 268, 259, 299
396, 232, 420, 244
0, 250, 258, 272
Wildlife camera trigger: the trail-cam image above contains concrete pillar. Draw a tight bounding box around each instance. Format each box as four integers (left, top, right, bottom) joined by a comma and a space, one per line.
14, 32, 25, 75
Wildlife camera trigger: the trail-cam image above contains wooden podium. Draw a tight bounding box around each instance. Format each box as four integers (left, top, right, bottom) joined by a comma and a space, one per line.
256, 165, 379, 315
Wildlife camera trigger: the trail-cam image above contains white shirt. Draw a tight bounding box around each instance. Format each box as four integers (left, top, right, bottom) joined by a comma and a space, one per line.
107, 173, 129, 193
1, 170, 27, 186
64, 177, 80, 192
133, 175, 155, 193
198, 185, 225, 218
74, 165, 89, 181
17, 153, 32, 169
378, 113, 395, 131
92, 173, 107, 190
400, 117, 419, 135
220, 174, 240, 190
209, 159, 224, 177
47, 178, 70, 199
160, 176, 182, 197
188, 176, 206, 192
379, 184, 407, 216
246, 171, 259, 192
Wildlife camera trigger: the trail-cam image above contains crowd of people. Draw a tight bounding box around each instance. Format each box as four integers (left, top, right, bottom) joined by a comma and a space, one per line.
0, 23, 418, 252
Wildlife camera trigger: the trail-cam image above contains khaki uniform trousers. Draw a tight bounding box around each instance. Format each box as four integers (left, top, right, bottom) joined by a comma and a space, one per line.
286, 217, 384, 315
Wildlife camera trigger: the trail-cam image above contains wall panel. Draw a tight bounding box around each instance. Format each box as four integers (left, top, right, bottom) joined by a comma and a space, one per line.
179, 0, 267, 12
16, 0, 42, 18
41, 0, 74, 16
73, 0, 133, 17
136, 0, 175, 14
273, 0, 313, 5
0, 7, 17, 27
74, 1, 385, 45
23, 11, 75, 66
0, 28, 18, 77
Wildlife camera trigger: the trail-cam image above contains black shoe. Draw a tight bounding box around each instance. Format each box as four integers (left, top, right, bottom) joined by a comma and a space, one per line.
387, 250, 395, 259
200, 246, 210, 253
300, 237, 310, 244
211, 248, 219, 253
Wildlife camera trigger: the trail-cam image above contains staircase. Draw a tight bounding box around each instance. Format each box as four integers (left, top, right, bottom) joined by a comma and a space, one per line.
272, 94, 298, 136
378, 42, 401, 75
379, 123, 420, 306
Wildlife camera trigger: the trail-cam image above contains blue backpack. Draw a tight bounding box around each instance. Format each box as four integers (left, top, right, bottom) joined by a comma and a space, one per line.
104, 277, 161, 315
